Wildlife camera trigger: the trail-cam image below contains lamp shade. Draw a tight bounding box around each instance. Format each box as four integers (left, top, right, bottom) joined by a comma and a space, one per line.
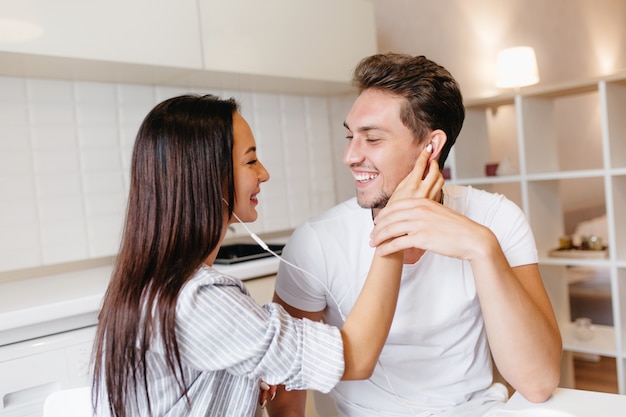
496, 46, 539, 88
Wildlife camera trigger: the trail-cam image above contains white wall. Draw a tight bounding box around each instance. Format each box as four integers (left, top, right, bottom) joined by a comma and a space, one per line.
373, 0, 625, 217
0, 77, 348, 273
373, 0, 626, 99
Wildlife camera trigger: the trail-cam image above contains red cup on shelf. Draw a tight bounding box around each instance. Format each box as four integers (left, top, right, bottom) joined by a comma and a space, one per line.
485, 163, 499, 176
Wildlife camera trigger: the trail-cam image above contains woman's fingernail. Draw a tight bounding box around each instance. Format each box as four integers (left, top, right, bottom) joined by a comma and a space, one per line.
426, 143, 433, 153
261, 399, 267, 409
271, 391, 276, 401
261, 381, 270, 391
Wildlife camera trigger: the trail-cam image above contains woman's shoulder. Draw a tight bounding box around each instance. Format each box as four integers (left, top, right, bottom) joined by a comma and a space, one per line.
182, 265, 247, 294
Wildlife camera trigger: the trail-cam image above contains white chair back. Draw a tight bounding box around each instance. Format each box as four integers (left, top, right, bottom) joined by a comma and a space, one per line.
43, 386, 94, 417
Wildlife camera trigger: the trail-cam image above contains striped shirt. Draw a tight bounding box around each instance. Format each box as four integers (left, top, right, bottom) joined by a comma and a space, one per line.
97, 265, 344, 417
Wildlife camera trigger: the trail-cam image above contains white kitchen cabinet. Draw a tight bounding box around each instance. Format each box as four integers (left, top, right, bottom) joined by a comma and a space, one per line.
197, 0, 377, 84
449, 70, 626, 394
0, 0, 203, 69
0, 326, 95, 417
0, 0, 377, 95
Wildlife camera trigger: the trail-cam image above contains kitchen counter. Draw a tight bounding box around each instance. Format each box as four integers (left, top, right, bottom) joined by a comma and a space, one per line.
0, 233, 288, 346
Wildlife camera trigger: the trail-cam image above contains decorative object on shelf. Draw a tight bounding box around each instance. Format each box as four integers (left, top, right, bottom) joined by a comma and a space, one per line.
495, 156, 518, 176
495, 46, 540, 89
582, 235, 603, 251
549, 232, 608, 259
442, 166, 451, 180
485, 162, 499, 176
559, 236, 573, 250
574, 317, 594, 341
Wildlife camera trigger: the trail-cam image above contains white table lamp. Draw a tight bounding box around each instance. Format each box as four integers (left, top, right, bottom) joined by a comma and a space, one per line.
496, 46, 540, 89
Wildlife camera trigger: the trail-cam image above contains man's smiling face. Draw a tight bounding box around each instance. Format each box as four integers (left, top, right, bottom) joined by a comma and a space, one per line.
343, 89, 422, 211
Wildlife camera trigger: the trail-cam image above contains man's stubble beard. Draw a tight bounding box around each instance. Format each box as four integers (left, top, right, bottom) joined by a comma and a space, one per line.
356, 189, 390, 210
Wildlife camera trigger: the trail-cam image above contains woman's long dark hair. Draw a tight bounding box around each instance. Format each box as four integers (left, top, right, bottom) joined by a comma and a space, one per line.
92, 94, 238, 417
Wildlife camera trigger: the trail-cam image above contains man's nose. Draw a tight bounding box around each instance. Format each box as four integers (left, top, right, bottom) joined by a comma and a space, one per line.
343, 139, 364, 166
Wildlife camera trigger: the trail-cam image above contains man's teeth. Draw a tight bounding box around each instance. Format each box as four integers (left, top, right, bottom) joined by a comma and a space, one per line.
354, 173, 378, 182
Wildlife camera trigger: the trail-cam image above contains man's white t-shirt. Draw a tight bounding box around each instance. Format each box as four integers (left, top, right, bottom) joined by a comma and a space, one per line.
275, 185, 538, 416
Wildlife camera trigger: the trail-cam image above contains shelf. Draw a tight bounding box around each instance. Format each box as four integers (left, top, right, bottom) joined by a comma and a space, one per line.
525, 169, 607, 181
462, 69, 626, 394
562, 322, 616, 357
451, 175, 523, 185
547, 249, 608, 260
539, 257, 611, 268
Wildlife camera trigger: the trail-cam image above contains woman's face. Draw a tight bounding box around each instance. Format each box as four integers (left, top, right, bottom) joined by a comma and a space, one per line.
230, 112, 270, 223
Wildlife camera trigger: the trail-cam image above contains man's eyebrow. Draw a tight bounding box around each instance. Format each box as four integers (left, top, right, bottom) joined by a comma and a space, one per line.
342, 121, 383, 133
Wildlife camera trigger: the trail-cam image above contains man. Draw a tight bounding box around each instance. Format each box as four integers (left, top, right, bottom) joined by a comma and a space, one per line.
267, 53, 561, 417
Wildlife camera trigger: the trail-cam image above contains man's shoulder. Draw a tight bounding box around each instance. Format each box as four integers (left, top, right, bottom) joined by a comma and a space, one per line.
444, 184, 517, 210
290, 197, 369, 241
444, 184, 526, 229
305, 197, 365, 224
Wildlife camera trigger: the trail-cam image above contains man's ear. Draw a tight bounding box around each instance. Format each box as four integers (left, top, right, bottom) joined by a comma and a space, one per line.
427, 130, 447, 163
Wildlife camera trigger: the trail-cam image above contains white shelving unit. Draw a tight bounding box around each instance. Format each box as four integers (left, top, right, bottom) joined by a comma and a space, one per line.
448, 70, 626, 394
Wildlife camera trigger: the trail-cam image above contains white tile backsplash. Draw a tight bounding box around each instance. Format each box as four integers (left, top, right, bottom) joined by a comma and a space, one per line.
0, 77, 27, 103
76, 105, 119, 126
0, 126, 31, 151
29, 103, 75, 126
82, 172, 124, 194
0, 76, 353, 273
117, 84, 155, 105
0, 201, 37, 230
40, 219, 87, 247
74, 81, 117, 104
77, 127, 119, 148
0, 223, 42, 270
38, 197, 85, 222
31, 126, 78, 150
35, 173, 82, 198
26, 79, 74, 104
0, 103, 29, 125
0, 151, 33, 175
84, 194, 125, 217
79, 149, 122, 173
1, 176, 36, 200
34, 150, 81, 174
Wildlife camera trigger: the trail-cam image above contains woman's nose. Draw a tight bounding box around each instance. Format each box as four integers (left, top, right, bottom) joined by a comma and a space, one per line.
258, 162, 270, 182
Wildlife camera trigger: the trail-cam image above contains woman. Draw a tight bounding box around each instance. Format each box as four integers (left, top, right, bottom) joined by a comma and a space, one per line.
92, 94, 441, 417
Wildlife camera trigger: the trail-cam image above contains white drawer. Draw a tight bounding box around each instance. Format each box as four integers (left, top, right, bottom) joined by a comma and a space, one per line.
0, 327, 95, 417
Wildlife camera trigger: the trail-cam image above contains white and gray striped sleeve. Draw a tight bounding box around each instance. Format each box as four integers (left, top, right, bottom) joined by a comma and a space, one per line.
175, 268, 344, 393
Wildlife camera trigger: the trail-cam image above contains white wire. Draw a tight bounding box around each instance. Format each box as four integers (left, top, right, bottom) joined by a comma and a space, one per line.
230, 211, 349, 321
231, 211, 421, 416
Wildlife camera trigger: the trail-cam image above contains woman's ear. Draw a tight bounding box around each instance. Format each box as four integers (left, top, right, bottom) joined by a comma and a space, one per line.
427, 130, 447, 163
